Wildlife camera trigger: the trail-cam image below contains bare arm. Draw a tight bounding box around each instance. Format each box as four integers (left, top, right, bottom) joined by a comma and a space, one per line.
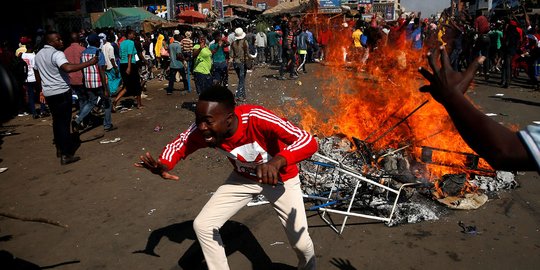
418, 46, 535, 171
60, 56, 98, 73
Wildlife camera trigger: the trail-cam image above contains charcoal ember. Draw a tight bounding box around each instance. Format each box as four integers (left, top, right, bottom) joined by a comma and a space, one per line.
440, 174, 467, 196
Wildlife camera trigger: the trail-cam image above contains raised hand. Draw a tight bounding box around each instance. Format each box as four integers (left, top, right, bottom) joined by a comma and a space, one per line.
418, 45, 485, 104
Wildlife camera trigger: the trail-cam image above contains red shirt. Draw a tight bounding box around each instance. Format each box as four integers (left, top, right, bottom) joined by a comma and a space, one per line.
318, 30, 331, 46
63, 42, 85, 85
159, 105, 318, 182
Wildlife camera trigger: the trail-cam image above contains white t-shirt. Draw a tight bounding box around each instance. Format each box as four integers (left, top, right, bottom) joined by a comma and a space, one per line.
21, 52, 36, 83
102, 41, 115, 70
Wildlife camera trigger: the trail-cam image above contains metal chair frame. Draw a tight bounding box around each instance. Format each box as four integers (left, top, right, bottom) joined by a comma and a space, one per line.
302, 153, 416, 234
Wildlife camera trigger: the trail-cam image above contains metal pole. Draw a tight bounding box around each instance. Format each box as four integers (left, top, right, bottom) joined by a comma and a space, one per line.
369, 99, 429, 145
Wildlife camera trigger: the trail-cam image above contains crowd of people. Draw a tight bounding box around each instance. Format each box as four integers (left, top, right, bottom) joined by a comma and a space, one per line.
0, 7, 539, 270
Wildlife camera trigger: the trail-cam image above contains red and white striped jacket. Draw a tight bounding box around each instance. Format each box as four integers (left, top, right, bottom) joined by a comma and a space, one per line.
159, 105, 318, 182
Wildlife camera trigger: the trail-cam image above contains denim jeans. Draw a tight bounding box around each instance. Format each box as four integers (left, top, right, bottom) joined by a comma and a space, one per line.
194, 72, 213, 95
25, 82, 46, 117
212, 61, 228, 87
75, 87, 112, 129
233, 62, 246, 99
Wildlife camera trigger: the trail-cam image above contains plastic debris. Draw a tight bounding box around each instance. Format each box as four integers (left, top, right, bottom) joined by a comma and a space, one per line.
147, 209, 156, 215
99, 137, 121, 144
247, 194, 270, 206
154, 125, 163, 132
485, 113, 497, 116
458, 221, 479, 235
270, 241, 285, 246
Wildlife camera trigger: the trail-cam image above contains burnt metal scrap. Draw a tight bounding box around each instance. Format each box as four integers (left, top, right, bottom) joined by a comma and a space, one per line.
297, 135, 516, 230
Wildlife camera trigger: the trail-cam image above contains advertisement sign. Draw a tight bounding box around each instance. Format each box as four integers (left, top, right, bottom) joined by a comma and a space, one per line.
214, 0, 224, 20
385, 4, 394, 21
256, 3, 267, 10
319, 0, 341, 8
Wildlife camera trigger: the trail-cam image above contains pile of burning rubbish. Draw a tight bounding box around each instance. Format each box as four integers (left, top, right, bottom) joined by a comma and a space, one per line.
297, 135, 518, 227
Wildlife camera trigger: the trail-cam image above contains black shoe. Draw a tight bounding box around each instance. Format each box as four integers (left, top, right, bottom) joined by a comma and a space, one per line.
71, 120, 83, 133
60, 154, 80, 165
277, 76, 286, 80
104, 125, 118, 132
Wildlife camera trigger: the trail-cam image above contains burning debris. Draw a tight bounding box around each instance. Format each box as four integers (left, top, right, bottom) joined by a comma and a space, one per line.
295, 135, 517, 229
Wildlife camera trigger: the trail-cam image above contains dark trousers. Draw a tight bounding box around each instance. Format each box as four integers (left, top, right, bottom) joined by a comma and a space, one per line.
45, 90, 75, 156
212, 61, 228, 86
167, 67, 188, 93
194, 72, 212, 95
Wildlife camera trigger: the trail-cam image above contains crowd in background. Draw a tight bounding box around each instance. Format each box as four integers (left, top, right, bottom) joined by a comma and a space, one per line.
1, 8, 539, 127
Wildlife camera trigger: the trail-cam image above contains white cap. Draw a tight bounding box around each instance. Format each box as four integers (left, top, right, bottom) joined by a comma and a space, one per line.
173, 30, 180, 35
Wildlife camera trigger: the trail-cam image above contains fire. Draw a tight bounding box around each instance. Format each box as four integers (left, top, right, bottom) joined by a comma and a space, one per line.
281, 19, 494, 186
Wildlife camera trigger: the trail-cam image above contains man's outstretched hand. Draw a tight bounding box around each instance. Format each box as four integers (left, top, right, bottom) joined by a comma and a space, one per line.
418, 45, 485, 104
134, 152, 179, 181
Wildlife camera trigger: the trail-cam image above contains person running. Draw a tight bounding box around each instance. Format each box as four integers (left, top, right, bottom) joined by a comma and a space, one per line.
136, 85, 317, 270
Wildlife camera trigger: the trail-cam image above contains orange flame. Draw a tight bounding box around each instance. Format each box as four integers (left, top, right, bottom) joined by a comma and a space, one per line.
279, 19, 493, 186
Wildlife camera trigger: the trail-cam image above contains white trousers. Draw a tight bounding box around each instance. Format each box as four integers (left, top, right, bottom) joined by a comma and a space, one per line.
193, 172, 316, 270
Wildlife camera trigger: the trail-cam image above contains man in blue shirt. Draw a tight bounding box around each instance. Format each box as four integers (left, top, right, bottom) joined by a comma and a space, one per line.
166, 31, 188, 95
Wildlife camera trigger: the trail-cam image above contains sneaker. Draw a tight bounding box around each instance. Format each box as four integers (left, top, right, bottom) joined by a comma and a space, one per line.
104, 125, 118, 132
289, 75, 299, 80
277, 76, 286, 80
141, 93, 148, 98
17, 112, 29, 117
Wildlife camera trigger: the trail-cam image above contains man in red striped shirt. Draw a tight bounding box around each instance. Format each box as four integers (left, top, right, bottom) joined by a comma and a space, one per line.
136, 85, 317, 270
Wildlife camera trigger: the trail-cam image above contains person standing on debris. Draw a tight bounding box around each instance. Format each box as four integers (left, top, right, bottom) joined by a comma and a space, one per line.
135, 85, 318, 270
419, 46, 539, 172
34, 31, 98, 165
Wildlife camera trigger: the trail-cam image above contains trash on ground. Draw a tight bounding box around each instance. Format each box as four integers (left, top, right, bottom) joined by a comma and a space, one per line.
99, 137, 121, 144
458, 221, 479, 235
247, 194, 270, 206
485, 113, 497, 116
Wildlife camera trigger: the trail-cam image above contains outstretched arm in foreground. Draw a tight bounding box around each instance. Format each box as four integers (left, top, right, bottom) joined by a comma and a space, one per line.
418, 46, 535, 171
134, 152, 179, 180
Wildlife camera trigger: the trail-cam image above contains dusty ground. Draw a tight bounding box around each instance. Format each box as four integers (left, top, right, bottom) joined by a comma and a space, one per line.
0, 62, 539, 270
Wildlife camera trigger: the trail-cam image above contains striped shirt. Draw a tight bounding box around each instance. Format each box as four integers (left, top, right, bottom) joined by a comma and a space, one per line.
180, 38, 193, 54
159, 105, 318, 182
81, 46, 106, 89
